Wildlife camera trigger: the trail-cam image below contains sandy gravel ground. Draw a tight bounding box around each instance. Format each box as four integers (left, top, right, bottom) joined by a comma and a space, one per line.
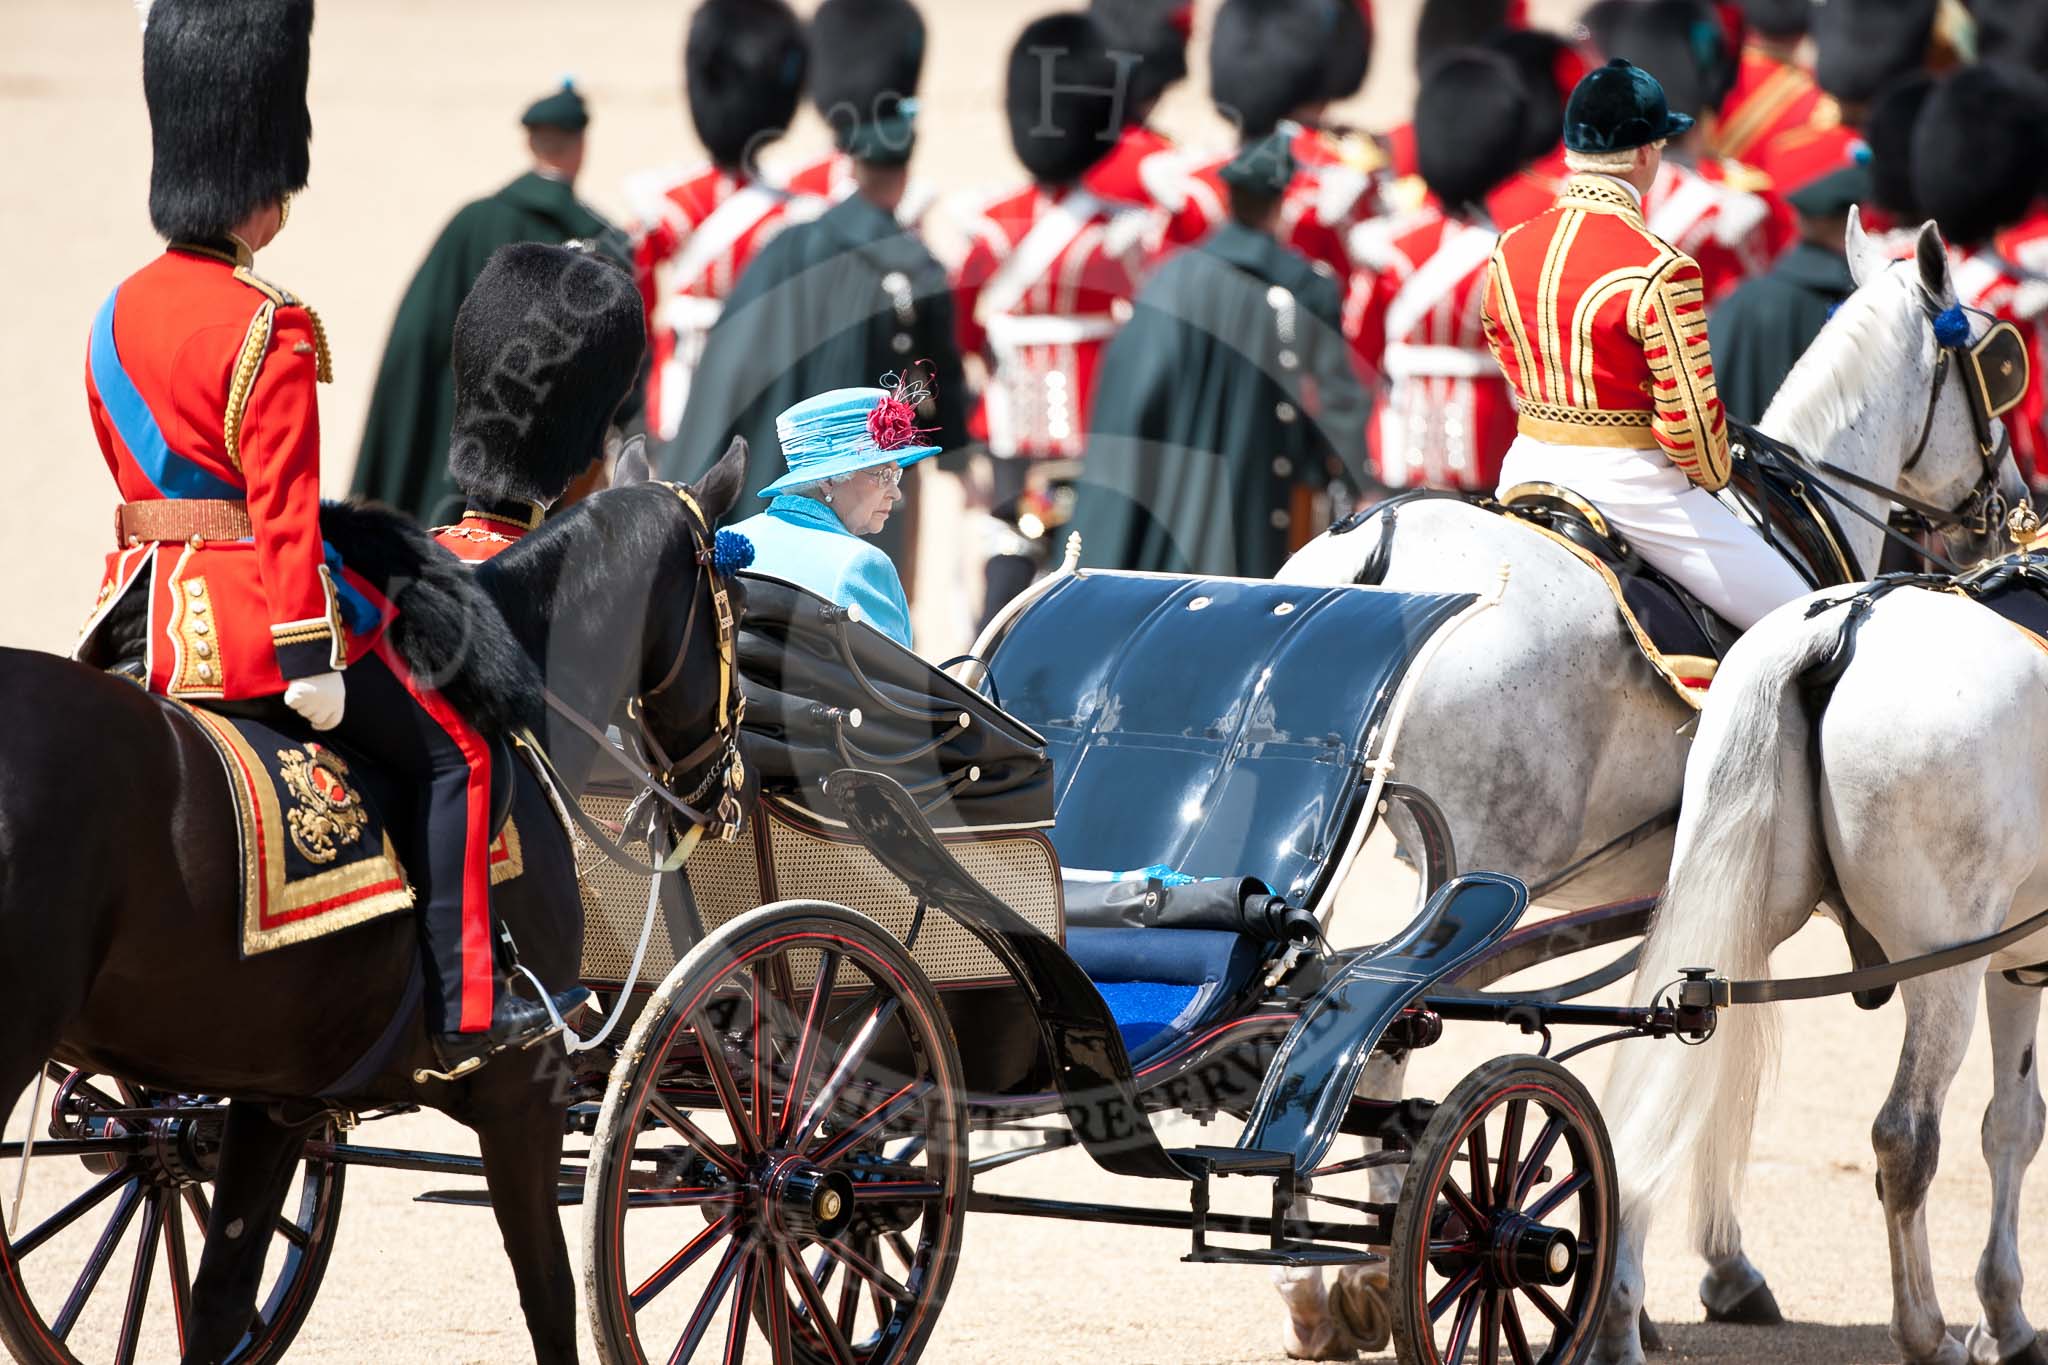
5, 2, 2047, 1362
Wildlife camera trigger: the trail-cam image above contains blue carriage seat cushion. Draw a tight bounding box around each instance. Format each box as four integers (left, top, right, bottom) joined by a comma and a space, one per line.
1066, 927, 1266, 1064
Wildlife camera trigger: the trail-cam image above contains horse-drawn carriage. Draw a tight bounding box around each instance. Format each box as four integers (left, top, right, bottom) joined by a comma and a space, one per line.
1, 561, 1717, 1365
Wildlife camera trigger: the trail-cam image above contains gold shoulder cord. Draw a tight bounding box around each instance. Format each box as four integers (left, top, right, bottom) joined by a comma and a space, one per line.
223, 268, 335, 469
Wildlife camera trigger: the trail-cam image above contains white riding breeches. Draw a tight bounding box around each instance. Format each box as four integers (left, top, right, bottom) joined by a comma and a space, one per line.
1497, 437, 1812, 630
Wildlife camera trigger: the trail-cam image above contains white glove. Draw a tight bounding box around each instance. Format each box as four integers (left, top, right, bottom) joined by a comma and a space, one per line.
283, 671, 346, 731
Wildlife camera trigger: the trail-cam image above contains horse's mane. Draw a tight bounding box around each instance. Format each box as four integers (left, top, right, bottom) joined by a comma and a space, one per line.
477, 483, 691, 659
1760, 262, 1924, 459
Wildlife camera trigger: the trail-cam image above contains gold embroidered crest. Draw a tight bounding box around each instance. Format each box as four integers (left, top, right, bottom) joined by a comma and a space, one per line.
279, 744, 369, 864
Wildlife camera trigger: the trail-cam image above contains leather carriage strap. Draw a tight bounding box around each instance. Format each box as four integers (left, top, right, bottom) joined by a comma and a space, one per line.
1703, 902, 2048, 1006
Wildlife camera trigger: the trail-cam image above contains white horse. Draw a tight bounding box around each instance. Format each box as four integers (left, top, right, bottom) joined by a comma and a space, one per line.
1592, 280, 2047, 1363
1271, 213, 2029, 1359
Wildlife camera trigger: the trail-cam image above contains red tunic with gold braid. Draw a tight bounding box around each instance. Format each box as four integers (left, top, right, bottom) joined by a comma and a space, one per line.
79, 243, 388, 699
1641, 159, 1774, 304
1347, 201, 1516, 490
1714, 46, 1828, 170
431, 498, 545, 564
1481, 174, 1731, 490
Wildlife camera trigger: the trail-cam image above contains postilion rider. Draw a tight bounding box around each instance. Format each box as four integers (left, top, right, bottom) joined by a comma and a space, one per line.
1482, 58, 1809, 631
73, 0, 576, 1080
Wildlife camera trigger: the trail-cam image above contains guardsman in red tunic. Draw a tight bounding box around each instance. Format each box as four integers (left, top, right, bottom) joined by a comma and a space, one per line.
628, 0, 813, 446
1714, 0, 1828, 172
1476, 29, 1591, 231
432, 243, 647, 563
1198, 0, 1383, 316
1347, 49, 1525, 491
1913, 68, 2048, 484
1082, 0, 1224, 251
1761, 0, 1934, 196
782, 0, 936, 232
76, 0, 564, 1078
1482, 60, 1809, 629
1587, 1, 1777, 303
955, 11, 1149, 621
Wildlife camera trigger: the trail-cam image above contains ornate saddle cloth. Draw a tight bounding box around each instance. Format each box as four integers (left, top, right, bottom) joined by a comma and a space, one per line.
172, 701, 522, 956
1494, 448, 1857, 710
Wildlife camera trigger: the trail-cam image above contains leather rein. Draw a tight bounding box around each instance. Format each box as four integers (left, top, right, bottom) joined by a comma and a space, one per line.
1751, 304, 2020, 574
533, 483, 747, 875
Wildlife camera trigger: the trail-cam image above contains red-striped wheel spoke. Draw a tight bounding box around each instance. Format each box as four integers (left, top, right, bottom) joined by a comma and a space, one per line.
722, 1250, 756, 1365
164, 1204, 193, 1357
691, 1008, 764, 1161
1480, 1290, 1502, 1365
112, 1190, 164, 1365
1465, 1123, 1492, 1209
51, 1177, 145, 1340
1512, 1116, 1568, 1207
1428, 1263, 1482, 1324
1525, 1170, 1590, 1224
1504, 1294, 1536, 1365
650, 1095, 749, 1181
812, 1081, 931, 1167
1442, 1283, 1482, 1364
757, 1244, 793, 1365
831, 1234, 914, 1304
1494, 1098, 1528, 1207
11, 1167, 130, 1260
1439, 1175, 1486, 1233
790, 999, 901, 1147
782, 1243, 858, 1365
776, 951, 842, 1147
633, 1213, 739, 1312
667, 1233, 751, 1365
1521, 1283, 1573, 1333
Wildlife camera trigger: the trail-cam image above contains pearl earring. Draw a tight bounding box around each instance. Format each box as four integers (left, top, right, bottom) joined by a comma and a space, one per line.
824, 493, 834, 503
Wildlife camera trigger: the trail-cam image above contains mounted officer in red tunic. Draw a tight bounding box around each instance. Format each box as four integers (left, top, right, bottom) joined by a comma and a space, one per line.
75, 0, 571, 1079
432, 242, 647, 563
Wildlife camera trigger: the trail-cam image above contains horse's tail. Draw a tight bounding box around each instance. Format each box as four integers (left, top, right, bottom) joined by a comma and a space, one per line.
1603, 600, 1846, 1257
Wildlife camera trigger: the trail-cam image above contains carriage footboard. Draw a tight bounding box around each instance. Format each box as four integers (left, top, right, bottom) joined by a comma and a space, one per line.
1237, 873, 1529, 1171
829, 767, 1205, 1182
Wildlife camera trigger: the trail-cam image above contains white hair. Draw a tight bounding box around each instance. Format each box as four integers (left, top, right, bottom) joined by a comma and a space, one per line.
1563, 140, 1664, 175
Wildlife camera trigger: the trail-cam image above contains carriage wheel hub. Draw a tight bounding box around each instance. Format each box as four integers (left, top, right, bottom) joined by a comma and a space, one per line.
1492, 1212, 1577, 1288
762, 1157, 854, 1242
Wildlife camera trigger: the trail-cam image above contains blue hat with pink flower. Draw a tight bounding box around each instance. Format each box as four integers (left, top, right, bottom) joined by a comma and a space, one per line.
761, 367, 944, 496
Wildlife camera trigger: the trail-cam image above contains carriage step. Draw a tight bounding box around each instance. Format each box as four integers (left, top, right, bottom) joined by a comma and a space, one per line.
1183, 1242, 1383, 1268
1167, 1145, 1296, 1177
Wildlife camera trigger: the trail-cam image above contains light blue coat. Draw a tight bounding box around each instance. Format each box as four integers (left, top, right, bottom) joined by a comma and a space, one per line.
728, 495, 914, 647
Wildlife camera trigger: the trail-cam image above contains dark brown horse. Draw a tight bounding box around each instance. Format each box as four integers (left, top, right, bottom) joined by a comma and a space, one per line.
0, 442, 747, 1363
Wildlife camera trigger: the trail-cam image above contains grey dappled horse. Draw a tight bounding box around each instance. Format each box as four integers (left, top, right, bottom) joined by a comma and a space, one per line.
1269, 213, 2028, 1359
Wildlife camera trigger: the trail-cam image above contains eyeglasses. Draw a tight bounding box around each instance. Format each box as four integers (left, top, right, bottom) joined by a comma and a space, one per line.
858, 463, 905, 490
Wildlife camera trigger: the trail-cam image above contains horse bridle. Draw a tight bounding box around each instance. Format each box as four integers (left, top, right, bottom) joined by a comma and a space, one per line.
1794, 304, 2030, 543
536, 483, 747, 870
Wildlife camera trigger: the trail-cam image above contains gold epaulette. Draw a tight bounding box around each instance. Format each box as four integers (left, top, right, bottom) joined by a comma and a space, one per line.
1717, 159, 1775, 195
223, 267, 333, 470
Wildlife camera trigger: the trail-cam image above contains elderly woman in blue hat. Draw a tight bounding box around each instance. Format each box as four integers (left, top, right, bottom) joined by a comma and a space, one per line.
728, 375, 942, 647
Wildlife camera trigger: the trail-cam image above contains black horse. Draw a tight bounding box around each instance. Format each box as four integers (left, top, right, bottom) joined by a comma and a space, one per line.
0, 440, 747, 1363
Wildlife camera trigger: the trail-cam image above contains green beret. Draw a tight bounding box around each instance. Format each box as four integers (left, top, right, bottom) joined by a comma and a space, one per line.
522, 79, 589, 133
1219, 127, 1298, 197
1786, 160, 1873, 218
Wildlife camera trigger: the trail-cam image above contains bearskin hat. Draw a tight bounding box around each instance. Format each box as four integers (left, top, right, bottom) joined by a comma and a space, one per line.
1737, 0, 1810, 39
1007, 12, 1125, 184
1211, 0, 1344, 137
808, 0, 925, 127
449, 244, 646, 507
1977, 0, 2048, 79
1813, 0, 1934, 105
142, 0, 314, 242
1417, 48, 1530, 213
1089, 0, 1191, 113
1910, 65, 2046, 247
1414, 0, 1522, 72
1482, 28, 1583, 164
1863, 73, 1934, 219
1585, 0, 1737, 119
1322, 0, 1374, 103
686, 0, 807, 169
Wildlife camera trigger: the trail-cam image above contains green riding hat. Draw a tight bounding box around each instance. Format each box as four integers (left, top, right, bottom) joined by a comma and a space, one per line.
1563, 57, 1695, 155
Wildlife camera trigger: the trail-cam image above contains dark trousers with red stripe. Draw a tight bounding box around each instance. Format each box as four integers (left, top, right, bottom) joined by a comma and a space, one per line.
326, 645, 495, 1034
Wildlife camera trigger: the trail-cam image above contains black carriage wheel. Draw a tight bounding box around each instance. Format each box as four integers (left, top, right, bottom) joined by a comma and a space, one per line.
0, 1067, 344, 1365
1390, 1056, 1616, 1365
584, 903, 968, 1365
